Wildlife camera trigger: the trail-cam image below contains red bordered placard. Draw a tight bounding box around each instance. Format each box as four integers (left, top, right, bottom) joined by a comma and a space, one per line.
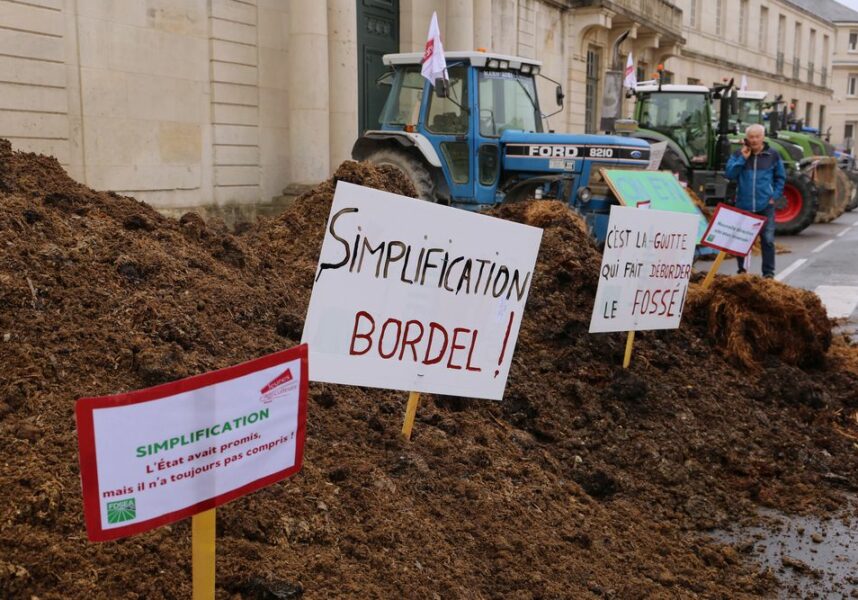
76, 344, 308, 542
700, 203, 768, 256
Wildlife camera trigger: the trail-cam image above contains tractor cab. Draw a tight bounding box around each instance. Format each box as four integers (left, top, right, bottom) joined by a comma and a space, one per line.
352, 51, 652, 242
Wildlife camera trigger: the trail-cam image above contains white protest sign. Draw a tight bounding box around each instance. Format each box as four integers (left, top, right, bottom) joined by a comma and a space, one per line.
700, 203, 767, 256
301, 182, 543, 401
647, 141, 668, 170
76, 345, 308, 541
590, 205, 697, 333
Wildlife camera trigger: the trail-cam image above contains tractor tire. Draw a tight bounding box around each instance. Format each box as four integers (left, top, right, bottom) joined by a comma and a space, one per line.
775, 171, 817, 235
814, 167, 851, 224
364, 148, 437, 202
847, 180, 858, 212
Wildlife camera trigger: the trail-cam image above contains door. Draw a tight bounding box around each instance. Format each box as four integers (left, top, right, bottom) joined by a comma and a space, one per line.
357, 0, 400, 134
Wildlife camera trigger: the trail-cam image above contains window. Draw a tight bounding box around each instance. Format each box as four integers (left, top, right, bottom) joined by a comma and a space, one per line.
845, 123, 854, 144
477, 70, 541, 137
805, 102, 812, 126
689, 0, 697, 28
585, 46, 601, 134
637, 92, 709, 159
849, 74, 858, 96
818, 105, 825, 133
687, 77, 701, 85
380, 66, 423, 126
637, 62, 648, 84
794, 22, 802, 56
739, 0, 749, 45
759, 6, 769, 52
426, 65, 469, 134
850, 31, 858, 52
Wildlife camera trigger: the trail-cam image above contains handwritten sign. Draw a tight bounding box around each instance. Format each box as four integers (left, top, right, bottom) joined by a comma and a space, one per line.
600, 169, 708, 243
301, 182, 542, 401
590, 205, 698, 333
700, 203, 767, 256
76, 345, 308, 542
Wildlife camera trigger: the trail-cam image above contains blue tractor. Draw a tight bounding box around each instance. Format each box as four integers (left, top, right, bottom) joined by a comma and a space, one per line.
352, 51, 651, 243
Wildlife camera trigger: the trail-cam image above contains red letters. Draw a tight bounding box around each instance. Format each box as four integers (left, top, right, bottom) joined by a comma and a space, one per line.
349, 311, 375, 355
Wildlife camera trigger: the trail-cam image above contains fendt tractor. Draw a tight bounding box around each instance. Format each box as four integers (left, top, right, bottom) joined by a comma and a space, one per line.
351, 51, 651, 243
732, 91, 857, 225
628, 73, 822, 235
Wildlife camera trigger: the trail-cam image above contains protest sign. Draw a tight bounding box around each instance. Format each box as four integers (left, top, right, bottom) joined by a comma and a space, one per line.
590, 205, 698, 333
600, 169, 708, 243
76, 345, 308, 542
700, 203, 767, 256
301, 182, 542, 401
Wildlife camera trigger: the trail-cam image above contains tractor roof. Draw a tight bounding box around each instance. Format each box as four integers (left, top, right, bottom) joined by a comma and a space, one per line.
737, 91, 768, 100
634, 83, 710, 94
383, 51, 542, 70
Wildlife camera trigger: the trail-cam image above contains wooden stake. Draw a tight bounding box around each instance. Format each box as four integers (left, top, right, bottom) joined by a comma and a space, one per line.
401, 391, 421, 440
701, 250, 727, 290
192, 509, 216, 600
623, 330, 635, 369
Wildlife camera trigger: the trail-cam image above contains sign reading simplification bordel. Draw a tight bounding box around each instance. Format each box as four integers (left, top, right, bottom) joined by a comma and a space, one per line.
590, 205, 698, 333
76, 345, 308, 542
301, 182, 543, 401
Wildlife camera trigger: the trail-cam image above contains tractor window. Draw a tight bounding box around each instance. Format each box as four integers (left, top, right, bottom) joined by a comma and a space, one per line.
426, 66, 469, 134
638, 92, 710, 160
477, 70, 541, 137
380, 66, 425, 127
732, 99, 764, 128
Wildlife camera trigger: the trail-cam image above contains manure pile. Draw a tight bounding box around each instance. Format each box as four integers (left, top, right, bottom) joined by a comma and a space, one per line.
1, 139, 857, 599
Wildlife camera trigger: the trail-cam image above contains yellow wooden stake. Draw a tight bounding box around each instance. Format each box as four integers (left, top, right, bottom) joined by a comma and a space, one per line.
401, 391, 421, 440
622, 330, 635, 369
192, 509, 216, 600
701, 250, 727, 290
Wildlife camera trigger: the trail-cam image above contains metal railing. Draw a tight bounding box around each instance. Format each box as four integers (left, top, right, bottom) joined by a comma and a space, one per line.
807, 62, 814, 85
821, 67, 828, 87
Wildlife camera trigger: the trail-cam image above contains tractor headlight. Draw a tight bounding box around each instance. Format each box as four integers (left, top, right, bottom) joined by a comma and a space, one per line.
487, 59, 500, 69
499, 60, 510, 69
520, 64, 532, 74
531, 65, 540, 75
578, 186, 592, 203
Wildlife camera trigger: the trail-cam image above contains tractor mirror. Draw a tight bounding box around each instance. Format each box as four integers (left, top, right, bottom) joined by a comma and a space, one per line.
556, 85, 565, 107
434, 78, 449, 98
730, 90, 739, 115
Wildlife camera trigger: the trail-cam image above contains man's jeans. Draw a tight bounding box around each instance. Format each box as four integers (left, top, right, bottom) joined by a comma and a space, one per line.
737, 205, 775, 276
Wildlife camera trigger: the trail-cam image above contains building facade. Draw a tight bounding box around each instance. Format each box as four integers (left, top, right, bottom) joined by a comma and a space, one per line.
0, 0, 855, 211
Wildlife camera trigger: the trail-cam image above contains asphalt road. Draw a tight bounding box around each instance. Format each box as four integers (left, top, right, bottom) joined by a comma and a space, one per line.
733, 210, 858, 342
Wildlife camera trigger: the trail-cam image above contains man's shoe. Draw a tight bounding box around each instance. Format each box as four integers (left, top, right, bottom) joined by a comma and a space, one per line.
737, 268, 747, 274
763, 273, 774, 279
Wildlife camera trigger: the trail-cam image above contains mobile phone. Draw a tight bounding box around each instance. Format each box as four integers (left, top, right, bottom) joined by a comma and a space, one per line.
743, 138, 750, 146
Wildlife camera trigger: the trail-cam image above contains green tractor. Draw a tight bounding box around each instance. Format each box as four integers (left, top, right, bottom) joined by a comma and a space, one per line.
629, 77, 818, 234
733, 91, 854, 227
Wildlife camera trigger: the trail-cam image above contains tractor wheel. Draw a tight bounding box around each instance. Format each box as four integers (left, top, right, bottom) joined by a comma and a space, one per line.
845, 173, 858, 212
775, 172, 817, 235
364, 148, 437, 202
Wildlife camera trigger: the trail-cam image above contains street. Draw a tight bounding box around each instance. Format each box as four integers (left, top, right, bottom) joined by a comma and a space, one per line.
717, 210, 858, 341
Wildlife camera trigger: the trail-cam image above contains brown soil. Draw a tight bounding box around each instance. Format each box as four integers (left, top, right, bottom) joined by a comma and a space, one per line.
1, 140, 857, 599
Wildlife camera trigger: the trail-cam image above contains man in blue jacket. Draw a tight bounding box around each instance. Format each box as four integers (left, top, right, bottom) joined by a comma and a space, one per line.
724, 124, 786, 278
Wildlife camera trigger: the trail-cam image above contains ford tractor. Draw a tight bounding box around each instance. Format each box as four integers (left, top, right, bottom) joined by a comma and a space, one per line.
351, 51, 651, 243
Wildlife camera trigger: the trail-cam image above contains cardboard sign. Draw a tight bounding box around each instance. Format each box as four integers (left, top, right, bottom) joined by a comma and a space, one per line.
600, 169, 709, 243
301, 182, 543, 401
590, 205, 698, 333
76, 345, 308, 542
701, 203, 767, 256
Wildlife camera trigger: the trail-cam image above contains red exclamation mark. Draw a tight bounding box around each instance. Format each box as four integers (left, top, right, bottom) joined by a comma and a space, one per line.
494, 311, 515, 378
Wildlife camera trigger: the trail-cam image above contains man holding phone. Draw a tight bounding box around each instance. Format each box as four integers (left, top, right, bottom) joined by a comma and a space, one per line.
724, 124, 786, 278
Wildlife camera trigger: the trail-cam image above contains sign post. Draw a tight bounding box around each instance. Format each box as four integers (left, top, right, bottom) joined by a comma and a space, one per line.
302, 182, 542, 436
590, 205, 698, 366
76, 345, 309, 594
699, 203, 768, 288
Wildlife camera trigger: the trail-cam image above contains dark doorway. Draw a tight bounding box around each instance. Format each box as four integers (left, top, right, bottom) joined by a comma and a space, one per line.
357, 0, 400, 134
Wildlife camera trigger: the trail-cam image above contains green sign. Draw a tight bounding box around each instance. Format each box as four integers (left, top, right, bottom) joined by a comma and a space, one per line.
601, 169, 709, 243
107, 498, 136, 524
